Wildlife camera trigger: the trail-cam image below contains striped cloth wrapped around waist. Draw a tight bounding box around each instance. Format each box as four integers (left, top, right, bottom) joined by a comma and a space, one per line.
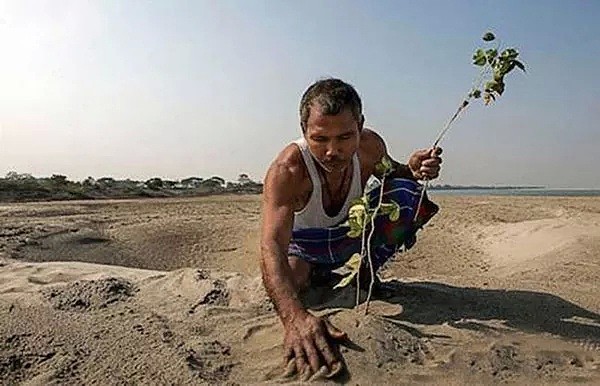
288, 178, 439, 270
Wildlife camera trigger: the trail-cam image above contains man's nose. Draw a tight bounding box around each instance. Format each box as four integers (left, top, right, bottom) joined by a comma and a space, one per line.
326, 141, 341, 157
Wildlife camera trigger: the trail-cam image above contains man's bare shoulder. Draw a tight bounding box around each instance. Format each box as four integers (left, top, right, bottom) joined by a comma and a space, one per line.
359, 128, 387, 160
266, 143, 307, 183
263, 143, 310, 206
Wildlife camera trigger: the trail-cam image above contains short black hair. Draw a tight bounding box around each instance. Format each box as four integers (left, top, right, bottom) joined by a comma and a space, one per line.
299, 78, 363, 132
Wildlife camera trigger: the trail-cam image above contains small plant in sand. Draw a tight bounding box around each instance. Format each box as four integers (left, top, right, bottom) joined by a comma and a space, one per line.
334, 156, 396, 315
335, 31, 526, 315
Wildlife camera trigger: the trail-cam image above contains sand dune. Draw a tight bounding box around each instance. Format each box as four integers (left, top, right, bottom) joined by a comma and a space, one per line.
1, 195, 599, 384
479, 212, 600, 277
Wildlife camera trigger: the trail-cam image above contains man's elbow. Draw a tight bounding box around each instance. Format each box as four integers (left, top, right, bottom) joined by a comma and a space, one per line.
259, 238, 288, 275
259, 239, 277, 269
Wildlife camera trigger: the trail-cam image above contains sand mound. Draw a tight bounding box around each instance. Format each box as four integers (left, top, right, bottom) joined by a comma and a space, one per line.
42, 277, 136, 311
1, 195, 600, 384
1, 260, 599, 384
476, 211, 600, 277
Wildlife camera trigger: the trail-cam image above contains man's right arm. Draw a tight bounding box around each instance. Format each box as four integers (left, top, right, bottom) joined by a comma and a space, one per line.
260, 154, 346, 378
259, 160, 307, 325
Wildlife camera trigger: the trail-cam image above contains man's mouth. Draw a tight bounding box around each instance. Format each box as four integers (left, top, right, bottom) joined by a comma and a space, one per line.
324, 159, 341, 166
323, 159, 348, 169
324, 154, 343, 161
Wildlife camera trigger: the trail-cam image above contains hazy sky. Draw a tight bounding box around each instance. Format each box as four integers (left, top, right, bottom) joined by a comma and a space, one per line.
1, 1, 599, 188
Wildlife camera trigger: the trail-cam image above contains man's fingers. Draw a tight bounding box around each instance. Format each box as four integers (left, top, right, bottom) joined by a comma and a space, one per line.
293, 345, 308, 375
303, 338, 321, 374
300, 366, 313, 382
421, 157, 442, 167
413, 147, 442, 162
283, 345, 294, 362
295, 344, 312, 383
326, 361, 344, 378
314, 334, 338, 368
420, 166, 440, 174
308, 366, 330, 382
324, 320, 347, 341
283, 358, 296, 378
416, 149, 431, 159
420, 170, 439, 179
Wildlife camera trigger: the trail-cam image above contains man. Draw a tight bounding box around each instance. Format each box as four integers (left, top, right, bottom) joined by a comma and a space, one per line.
260, 78, 442, 379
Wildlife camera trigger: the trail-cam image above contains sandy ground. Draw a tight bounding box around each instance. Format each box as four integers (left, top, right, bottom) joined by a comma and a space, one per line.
1, 194, 599, 385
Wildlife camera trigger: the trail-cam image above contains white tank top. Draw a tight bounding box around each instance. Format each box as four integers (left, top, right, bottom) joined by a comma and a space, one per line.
292, 137, 363, 230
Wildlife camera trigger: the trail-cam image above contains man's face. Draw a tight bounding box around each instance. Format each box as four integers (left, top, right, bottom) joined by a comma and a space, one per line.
304, 105, 362, 172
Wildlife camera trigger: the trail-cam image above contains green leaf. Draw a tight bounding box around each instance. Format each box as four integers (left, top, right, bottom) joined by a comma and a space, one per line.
350, 198, 362, 206
378, 203, 394, 215
346, 227, 363, 238
500, 48, 519, 61
376, 156, 393, 176
513, 60, 526, 72
472, 49, 486, 66
504, 61, 517, 76
389, 203, 400, 222
347, 216, 361, 231
482, 32, 495, 42
334, 253, 362, 288
334, 271, 357, 289
471, 89, 482, 99
495, 81, 505, 95
483, 92, 496, 105
345, 253, 362, 272
485, 48, 498, 64
379, 201, 401, 221
381, 156, 392, 171
349, 203, 366, 219
474, 56, 486, 66
484, 80, 498, 92
346, 218, 364, 238
485, 80, 505, 96
350, 215, 365, 231
495, 56, 512, 71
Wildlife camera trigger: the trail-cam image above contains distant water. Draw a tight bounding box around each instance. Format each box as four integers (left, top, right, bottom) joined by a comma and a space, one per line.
429, 188, 600, 197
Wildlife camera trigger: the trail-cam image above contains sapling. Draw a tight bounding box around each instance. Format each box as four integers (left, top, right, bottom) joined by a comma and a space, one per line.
335, 31, 526, 315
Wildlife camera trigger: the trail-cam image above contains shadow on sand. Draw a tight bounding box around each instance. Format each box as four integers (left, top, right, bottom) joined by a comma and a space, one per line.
306, 279, 600, 344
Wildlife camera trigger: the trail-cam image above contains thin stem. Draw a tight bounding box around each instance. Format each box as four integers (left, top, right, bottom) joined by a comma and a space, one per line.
471, 61, 493, 97
432, 62, 491, 148
431, 99, 470, 148
413, 67, 482, 222
413, 179, 429, 222
356, 211, 368, 308
365, 174, 386, 315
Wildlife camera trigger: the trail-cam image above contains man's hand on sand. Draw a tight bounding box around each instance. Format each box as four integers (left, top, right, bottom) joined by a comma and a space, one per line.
408, 147, 443, 180
283, 312, 346, 380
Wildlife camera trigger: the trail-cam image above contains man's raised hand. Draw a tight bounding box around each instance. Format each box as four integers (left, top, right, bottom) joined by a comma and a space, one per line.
408, 147, 443, 180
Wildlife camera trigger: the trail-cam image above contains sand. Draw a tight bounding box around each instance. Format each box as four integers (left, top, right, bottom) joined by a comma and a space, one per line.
1, 194, 599, 385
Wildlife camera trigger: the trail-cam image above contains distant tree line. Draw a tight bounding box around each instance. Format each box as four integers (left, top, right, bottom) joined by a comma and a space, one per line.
0, 172, 263, 202
428, 184, 545, 190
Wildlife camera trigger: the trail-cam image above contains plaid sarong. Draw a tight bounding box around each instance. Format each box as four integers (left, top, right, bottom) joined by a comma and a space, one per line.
288, 178, 439, 272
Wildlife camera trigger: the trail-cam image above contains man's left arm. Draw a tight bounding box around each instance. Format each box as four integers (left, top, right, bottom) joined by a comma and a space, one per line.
366, 129, 442, 181
388, 159, 418, 180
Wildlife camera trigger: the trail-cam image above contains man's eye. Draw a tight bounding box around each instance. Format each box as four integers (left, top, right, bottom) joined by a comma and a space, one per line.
340, 135, 351, 140
314, 137, 327, 142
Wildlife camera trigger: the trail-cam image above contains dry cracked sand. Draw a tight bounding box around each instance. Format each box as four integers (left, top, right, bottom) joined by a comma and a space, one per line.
1, 194, 599, 385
